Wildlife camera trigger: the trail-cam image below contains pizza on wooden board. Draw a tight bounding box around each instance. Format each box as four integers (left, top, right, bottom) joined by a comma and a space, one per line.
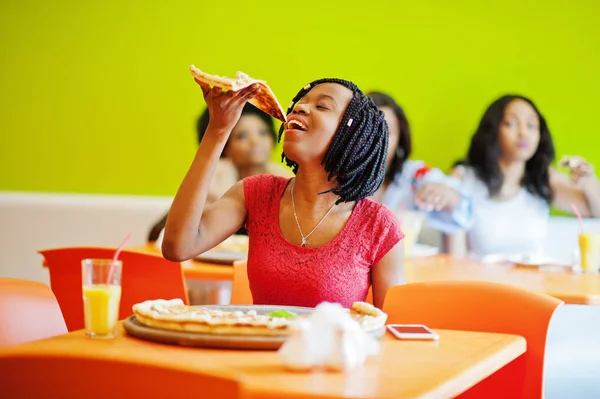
189, 65, 287, 123
132, 299, 387, 336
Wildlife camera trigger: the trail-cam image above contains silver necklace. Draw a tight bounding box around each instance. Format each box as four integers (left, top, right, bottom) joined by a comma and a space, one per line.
291, 180, 338, 248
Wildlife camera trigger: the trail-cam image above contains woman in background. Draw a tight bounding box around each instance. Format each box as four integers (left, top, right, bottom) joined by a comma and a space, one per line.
148, 103, 292, 241
368, 91, 472, 234
447, 94, 600, 258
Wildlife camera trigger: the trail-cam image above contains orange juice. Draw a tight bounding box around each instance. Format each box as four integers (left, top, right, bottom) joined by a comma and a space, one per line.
579, 233, 600, 273
83, 284, 121, 338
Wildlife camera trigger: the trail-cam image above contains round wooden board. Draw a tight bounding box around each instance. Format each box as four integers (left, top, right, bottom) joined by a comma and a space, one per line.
123, 304, 385, 350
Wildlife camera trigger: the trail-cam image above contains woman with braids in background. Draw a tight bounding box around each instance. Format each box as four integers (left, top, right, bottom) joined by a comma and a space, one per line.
368, 92, 472, 234
445, 95, 600, 258
163, 78, 404, 309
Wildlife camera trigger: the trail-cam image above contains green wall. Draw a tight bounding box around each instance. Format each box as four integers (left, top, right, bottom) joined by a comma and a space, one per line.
1, 0, 598, 196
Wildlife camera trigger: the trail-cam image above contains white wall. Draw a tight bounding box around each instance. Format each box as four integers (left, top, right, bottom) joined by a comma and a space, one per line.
0, 192, 172, 284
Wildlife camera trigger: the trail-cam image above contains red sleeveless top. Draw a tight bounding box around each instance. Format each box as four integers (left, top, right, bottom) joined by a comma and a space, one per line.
243, 175, 404, 308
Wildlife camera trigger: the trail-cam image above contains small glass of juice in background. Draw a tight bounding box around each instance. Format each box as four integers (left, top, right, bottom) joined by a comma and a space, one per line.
397, 210, 425, 258
577, 233, 600, 274
82, 259, 122, 339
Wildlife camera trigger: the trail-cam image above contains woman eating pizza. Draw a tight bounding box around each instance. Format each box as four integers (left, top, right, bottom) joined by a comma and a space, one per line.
163, 78, 405, 309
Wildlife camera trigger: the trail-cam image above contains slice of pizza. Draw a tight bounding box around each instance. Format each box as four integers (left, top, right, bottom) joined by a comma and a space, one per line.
189, 65, 287, 122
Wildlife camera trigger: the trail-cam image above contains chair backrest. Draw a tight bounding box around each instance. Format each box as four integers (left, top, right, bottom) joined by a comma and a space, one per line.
383, 281, 563, 399
0, 356, 240, 399
230, 261, 252, 305
0, 278, 67, 348
544, 304, 600, 399
39, 247, 189, 331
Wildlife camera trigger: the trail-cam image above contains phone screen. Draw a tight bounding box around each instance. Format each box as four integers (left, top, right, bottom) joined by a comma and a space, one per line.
389, 325, 433, 334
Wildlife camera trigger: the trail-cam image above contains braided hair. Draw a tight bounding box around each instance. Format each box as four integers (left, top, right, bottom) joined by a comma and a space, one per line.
278, 78, 389, 204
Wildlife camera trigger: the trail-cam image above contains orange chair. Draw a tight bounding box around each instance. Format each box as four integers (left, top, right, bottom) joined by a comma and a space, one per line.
230, 260, 252, 305
0, 278, 68, 348
382, 281, 562, 399
0, 356, 240, 399
39, 247, 189, 332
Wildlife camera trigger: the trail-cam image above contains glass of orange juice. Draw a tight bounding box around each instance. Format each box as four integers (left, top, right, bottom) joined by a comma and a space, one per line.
81, 259, 122, 339
577, 233, 600, 274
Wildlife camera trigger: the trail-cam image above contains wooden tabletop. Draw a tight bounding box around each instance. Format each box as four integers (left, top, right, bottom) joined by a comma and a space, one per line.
0, 324, 525, 399
406, 255, 600, 305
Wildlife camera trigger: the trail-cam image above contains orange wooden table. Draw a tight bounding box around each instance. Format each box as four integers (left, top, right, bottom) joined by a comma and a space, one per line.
406, 255, 600, 305
0, 324, 525, 399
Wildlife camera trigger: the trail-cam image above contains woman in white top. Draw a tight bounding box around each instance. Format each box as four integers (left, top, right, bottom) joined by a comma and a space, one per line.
448, 94, 600, 258
368, 92, 472, 234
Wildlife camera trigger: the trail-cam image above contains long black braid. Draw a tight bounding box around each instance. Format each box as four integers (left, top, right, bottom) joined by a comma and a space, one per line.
277, 78, 389, 204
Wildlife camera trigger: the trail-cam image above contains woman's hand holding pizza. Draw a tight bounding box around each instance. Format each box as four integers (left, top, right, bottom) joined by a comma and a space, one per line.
561, 156, 598, 188
194, 78, 261, 139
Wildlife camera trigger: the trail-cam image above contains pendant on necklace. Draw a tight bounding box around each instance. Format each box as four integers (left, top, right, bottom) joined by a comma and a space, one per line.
301, 238, 307, 247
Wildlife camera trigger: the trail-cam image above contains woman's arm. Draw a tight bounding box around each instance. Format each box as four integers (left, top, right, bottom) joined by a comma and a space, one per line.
442, 231, 468, 257
409, 162, 473, 233
550, 158, 600, 217
371, 241, 405, 309
162, 81, 261, 261
438, 165, 470, 255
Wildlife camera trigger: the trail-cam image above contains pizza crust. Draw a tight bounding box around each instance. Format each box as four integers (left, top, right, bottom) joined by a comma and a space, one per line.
189, 65, 287, 122
134, 313, 288, 336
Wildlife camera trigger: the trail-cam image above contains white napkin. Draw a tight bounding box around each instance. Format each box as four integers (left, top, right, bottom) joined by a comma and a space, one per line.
278, 302, 380, 372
